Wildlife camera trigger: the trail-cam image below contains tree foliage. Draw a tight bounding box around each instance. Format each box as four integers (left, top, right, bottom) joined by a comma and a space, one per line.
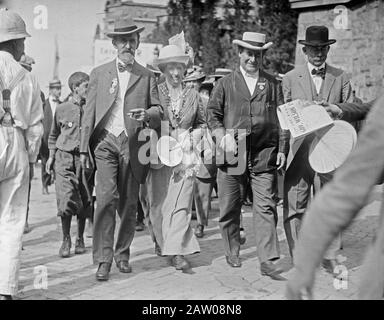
147, 0, 298, 75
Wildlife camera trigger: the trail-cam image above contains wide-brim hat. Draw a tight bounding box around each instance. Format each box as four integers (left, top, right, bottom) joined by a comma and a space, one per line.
233, 32, 273, 51
146, 64, 162, 74
153, 45, 190, 73
105, 17, 145, 38
183, 69, 206, 82
298, 25, 336, 47
209, 68, 232, 79
0, 9, 31, 44
157, 136, 183, 167
48, 79, 62, 88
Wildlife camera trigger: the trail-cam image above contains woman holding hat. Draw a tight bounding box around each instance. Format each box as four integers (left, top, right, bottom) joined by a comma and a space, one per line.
150, 44, 206, 270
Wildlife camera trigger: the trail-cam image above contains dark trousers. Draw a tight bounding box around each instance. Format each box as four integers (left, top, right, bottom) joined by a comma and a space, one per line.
283, 139, 332, 257
93, 131, 140, 265
217, 168, 280, 262
40, 153, 52, 189
193, 176, 215, 226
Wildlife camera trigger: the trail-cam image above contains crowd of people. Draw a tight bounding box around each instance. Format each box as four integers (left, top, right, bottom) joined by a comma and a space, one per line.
0, 8, 381, 301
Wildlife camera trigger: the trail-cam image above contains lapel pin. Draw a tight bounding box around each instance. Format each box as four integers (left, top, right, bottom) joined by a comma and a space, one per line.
110, 78, 118, 94
68, 122, 73, 128
258, 82, 266, 91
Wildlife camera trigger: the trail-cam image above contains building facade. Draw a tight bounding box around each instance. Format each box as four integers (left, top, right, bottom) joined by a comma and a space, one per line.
290, 0, 384, 102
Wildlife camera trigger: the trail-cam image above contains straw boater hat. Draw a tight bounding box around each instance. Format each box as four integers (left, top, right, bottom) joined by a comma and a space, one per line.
233, 32, 273, 51
298, 26, 336, 47
209, 68, 232, 79
153, 45, 190, 73
0, 9, 31, 44
105, 17, 145, 38
48, 79, 62, 89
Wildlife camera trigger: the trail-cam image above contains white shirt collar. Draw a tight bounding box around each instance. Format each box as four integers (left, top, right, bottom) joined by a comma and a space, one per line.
240, 66, 259, 79
0, 51, 15, 61
307, 62, 325, 75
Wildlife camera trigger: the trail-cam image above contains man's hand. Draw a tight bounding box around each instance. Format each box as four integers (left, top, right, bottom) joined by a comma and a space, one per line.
286, 268, 315, 300
80, 154, 91, 169
219, 134, 237, 154
276, 152, 286, 171
29, 163, 34, 181
127, 108, 150, 122
45, 157, 54, 174
318, 101, 343, 119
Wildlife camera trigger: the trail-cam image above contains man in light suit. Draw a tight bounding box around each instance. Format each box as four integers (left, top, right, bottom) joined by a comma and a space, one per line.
80, 17, 162, 281
282, 26, 353, 269
286, 95, 384, 300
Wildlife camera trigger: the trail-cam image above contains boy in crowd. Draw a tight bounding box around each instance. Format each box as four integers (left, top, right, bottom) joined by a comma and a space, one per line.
46, 72, 94, 257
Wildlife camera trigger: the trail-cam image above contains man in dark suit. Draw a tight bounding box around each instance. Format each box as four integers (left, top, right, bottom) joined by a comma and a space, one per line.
40, 79, 62, 194
282, 26, 353, 268
208, 32, 289, 279
80, 17, 162, 281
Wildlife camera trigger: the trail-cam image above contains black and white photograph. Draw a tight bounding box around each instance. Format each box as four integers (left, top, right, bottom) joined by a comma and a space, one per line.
0, 0, 383, 306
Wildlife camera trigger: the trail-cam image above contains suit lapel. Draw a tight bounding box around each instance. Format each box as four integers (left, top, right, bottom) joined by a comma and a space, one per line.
322, 64, 336, 101
297, 65, 313, 101
104, 60, 119, 110
251, 70, 267, 100
234, 69, 251, 100
125, 61, 141, 96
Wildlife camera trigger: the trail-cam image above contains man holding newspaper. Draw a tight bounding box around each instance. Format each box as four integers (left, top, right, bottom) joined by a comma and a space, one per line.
281, 25, 354, 275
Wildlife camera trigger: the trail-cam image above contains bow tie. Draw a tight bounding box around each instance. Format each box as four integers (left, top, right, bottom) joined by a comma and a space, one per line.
311, 67, 325, 79
245, 72, 258, 79
118, 62, 132, 73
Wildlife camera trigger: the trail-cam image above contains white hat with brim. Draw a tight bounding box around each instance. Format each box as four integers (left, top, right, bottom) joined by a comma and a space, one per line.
0, 9, 31, 44
157, 136, 183, 167
153, 45, 190, 73
105, 17, 145, 38
233, 32, 273, 51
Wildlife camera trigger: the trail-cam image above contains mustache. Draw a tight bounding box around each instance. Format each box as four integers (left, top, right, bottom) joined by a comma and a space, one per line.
121, 48, 134, 55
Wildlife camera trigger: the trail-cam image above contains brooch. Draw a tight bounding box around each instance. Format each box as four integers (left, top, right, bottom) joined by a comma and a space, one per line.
110, 78, 118, 94
258, 82, 266, 91
68, 122, 73, 128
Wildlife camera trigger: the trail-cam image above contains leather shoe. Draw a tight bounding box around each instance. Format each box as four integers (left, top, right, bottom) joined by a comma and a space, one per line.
59, 235, 71, 258
322, 258, 337, 274
225, 255, 242, 268
74, 237, 86, 254
96, 262, 111, 281
260, 261, 286, 280
239, 229, 246, 245
0, 294, 12, 300
194, 224, 204, 238
154, 242, 162, 257
116, 260, 132, 273
172, 255, 190, 270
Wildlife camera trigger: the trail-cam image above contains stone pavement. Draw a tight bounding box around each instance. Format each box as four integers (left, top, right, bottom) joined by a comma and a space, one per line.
17, 163, 381, 300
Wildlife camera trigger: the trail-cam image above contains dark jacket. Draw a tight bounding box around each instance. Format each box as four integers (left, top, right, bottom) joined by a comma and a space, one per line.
207, 68, 289, 174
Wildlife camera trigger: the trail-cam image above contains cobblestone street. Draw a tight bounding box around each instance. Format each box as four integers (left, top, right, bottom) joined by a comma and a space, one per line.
17, 163, 381, 300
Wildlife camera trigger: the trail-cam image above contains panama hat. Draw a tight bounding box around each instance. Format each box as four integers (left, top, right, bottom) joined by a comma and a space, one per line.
157, 136, 183, 167
0, 9, 31, 44
209, 68, 232, 79
153, 45, 190, 73
105, 17, 144, 38
48, 79, 62, 89
233, 32, 273, 51
309, 120, 357, 174
298, 26, 336, 47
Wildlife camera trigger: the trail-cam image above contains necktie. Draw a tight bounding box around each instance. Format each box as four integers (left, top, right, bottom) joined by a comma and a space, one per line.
311, 67, 325, 79
118, 62, 132, 73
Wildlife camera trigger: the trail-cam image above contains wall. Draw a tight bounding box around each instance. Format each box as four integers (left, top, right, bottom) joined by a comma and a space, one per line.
295, 0, 384, 102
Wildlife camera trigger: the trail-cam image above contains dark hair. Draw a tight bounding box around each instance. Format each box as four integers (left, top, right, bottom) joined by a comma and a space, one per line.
68, 72, 89, 92
0, 39, 17, 53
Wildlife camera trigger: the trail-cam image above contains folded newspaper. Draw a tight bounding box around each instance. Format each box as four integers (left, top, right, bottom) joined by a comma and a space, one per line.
277, 99, 334, 140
